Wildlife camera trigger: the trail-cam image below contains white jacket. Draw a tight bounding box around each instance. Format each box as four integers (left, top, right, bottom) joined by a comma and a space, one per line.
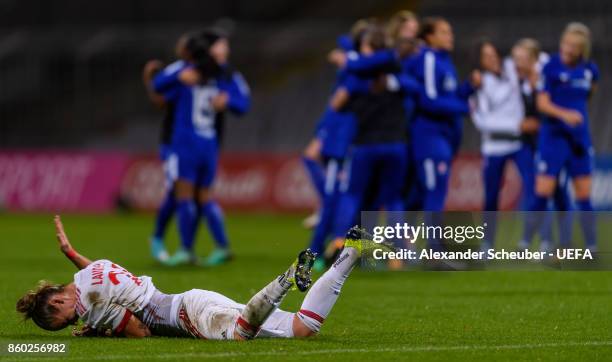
471, 58, 525, 156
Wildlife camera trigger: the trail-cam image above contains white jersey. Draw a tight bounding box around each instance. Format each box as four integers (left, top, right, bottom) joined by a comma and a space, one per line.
471, 58, 525, 156
73, 259, 157, 333
73, 260, 294, 339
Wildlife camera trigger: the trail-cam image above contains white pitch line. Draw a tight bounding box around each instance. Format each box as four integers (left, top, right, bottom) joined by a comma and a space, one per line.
4, 340, 612, 361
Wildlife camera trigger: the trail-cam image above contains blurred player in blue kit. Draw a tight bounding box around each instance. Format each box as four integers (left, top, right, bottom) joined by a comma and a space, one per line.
327, 23, 420, 254
406, 17, 477, 213
301, 20, 370, 271
142, 33, 190, 263
526, 23, 599, 251
322, 12, 422, 268
151, 29, 250, 266
511, 38, 573, 251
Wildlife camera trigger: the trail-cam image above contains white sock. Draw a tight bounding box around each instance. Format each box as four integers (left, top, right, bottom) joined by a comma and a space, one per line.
297, 247, 358, 333
235, 265, 294, 339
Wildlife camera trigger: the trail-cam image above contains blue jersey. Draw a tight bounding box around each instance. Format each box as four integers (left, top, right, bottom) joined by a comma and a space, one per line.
538, 54, 598, 147
406, 47, 472, 157
217, 66, 251, 116
316, 37, 360, 159
153, 61, 250, 148
214, 65, 251, 145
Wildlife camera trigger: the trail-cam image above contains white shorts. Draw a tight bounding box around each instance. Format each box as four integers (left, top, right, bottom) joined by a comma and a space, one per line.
178, 289, 294, 340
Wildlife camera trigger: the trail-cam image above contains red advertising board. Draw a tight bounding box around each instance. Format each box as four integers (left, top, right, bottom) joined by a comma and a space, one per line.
0, 151, 131, 212
0, 151, 522, 213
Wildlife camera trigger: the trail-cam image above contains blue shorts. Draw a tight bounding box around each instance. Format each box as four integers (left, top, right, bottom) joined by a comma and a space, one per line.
174, 140, 218, 188
411, 122, 454, 162
537, 133, 593, 178
159, 144, 173, 162
482, 146, 534, 211
341, 142, 407, 207
314, 109, 331, 140
411, 122, 454, 211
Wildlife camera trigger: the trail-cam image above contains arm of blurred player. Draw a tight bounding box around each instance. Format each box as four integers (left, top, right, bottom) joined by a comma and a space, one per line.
212, 92, 229, 112
520, 116, 540, 134
345, 49, 399, 76
219, 71, 251, 115
55, 215, 92, 270
142, 59, 166, 109
153, 64, 194, 93
536, 92, 582, 126
329, 87, 350, 111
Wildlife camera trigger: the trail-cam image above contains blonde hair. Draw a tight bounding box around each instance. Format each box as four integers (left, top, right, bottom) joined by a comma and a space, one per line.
386, 10, 418, 44
562, 22, 591, 60
350, 18, 374, 39
513, 38, 541, 61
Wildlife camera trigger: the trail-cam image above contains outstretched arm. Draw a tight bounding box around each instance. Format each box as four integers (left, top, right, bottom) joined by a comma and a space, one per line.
55, 215, 92, 270
142, 59, 166, 109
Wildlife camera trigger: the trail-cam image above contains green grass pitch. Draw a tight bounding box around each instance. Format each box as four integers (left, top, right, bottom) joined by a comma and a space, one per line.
0, 213, 611, 361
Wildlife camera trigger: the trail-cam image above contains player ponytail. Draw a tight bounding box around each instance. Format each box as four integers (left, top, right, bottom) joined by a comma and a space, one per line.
562, 22, 591, 60
16, 281, 65, 331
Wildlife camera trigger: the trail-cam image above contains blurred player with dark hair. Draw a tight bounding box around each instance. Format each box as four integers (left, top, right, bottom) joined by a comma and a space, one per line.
527, 23, 599, 251
142, 33, 191, 263
406, 17, 477, 214
327, 11, 422, 268
205, 27, 251, 150
198, 28, 251, 266
327, 23, 419, 253
152, 30, 249, 266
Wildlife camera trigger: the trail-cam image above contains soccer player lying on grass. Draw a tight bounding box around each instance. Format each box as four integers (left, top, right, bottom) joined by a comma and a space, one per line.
16, 216, 376, 340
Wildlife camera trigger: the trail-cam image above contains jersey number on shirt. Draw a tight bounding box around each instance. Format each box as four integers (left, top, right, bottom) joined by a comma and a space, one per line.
192, 86, 218, 139
108, 263, 142, 286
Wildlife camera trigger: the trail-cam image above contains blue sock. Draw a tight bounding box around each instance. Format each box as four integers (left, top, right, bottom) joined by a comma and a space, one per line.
557, 211, 573, 248
483, 211, 497, 248
309, 191, 338, 255
177, 199, 197, 250
576, 199, 596, 248
539, 211, 553, 243
153, 190, 176, 240
302, 156, 325, 200
202, 201, 229, 249
522, 195, 549, 244
424, 212, 444, 252
332, 192, 360, 239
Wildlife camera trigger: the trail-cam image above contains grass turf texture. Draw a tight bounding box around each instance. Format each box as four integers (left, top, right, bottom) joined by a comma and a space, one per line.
0, 213, 611, 361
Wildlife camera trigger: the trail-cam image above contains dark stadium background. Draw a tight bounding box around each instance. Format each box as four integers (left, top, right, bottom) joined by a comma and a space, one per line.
1, 0, 610, 152
1, 4, 612, 360
1, 0, 612, 214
